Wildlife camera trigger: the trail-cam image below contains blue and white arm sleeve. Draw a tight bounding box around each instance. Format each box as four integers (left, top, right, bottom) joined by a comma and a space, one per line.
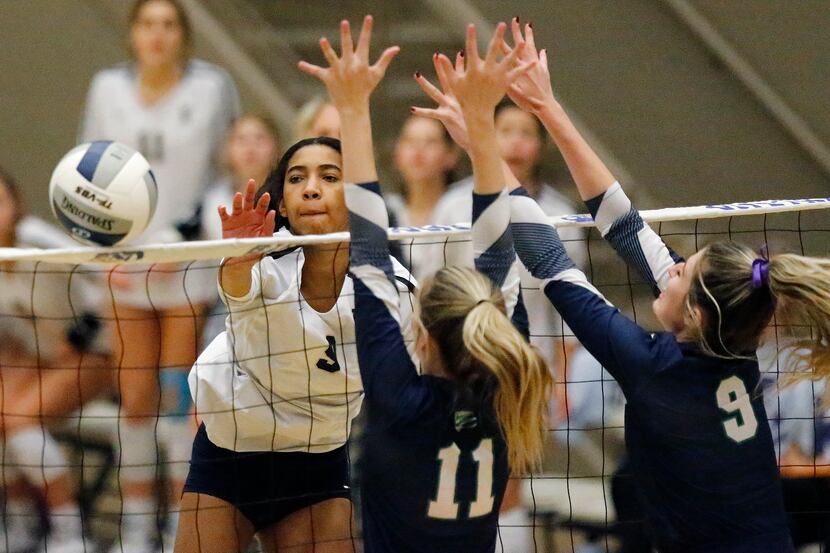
509, 188, 577, 280
346, 182, 431, 426
509, 188, 665, 394
472, 190, 520, 316
585, 182, 682, 295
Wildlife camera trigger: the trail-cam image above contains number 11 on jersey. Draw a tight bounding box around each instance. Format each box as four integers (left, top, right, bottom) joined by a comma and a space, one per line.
428, 439, 495, 520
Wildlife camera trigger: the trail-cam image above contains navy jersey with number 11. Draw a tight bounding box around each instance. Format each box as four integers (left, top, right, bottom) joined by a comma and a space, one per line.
347, 181, 515, 553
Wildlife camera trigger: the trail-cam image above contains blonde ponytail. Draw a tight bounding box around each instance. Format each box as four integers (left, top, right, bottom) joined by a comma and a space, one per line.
462, 301, 552, 474
768, 253, 830, 380
418, 266, 553, 475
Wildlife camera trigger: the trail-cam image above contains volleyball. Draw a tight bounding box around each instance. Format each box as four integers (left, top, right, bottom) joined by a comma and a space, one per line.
49, 140, 157, 246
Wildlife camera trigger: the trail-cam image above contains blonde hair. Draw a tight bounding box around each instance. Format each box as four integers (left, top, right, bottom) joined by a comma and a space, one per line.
418, 266, 553, 474
768, 254, 830, 380
293, 97, 332, 142
683, 241, 830, 379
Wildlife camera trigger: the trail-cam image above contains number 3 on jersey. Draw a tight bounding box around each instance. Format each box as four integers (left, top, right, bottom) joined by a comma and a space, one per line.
716, 376, 758, 443
428, 439, 494, 520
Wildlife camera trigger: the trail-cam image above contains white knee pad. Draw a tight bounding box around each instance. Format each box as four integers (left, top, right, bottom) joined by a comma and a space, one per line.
116, 418, 160, 483
5, 427, 68, 487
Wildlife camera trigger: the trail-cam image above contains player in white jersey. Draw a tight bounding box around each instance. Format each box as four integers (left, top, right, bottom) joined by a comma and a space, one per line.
0, 168, 111, 553
294, 97, 342, 141
178, 132, 417, 551
200, 114, 281, 242
199, 114, 281, 345
78, 2, 240, 551
384, 114, 460, 279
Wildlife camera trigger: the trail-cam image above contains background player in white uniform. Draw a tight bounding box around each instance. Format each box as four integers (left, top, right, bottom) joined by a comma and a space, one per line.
0, 168, 111, 553
200, 114, 281, 242
199, 113, 281, 345
179, 130, 417, 551
77, 1, 240, 551
384, 114, 460, 279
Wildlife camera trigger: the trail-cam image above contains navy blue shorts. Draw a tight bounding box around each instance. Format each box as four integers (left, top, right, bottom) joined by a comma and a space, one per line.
183, 424, 352, 531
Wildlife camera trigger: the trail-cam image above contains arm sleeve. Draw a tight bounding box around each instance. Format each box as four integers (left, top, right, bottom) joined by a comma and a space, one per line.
585, 182, 683, 295
346, 182, 437, 426
509, 188, 672, 394
472, 190, 520, 318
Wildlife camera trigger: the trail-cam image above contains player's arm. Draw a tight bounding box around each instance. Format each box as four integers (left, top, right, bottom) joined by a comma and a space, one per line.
435, 25, 522, 297
510, 189, 673, 394
419, 32, 529, 309
502, 20, 679, 294
300, 17, 437, 424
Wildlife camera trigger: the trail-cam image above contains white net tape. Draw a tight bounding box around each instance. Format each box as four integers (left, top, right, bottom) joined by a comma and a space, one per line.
2, 196, 827, 265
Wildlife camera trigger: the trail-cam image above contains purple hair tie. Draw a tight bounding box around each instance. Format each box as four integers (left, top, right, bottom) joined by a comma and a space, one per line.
751, 258, 770, 289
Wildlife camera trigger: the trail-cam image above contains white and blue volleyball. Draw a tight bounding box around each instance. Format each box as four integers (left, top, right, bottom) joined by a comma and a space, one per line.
49, 141, 157, 246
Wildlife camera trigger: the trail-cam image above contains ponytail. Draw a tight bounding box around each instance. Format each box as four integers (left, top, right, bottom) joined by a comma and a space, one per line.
767, 254, 830, 380
462, 301, 552, 474
418, 266, 553, 475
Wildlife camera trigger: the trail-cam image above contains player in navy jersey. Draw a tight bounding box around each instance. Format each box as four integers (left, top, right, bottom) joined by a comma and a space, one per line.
472, 20, 830, 553
299, 18, 552, 553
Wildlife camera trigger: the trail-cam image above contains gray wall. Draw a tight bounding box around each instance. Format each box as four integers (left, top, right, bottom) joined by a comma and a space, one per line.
2, 0, 829, 222
0, 1, 124, 219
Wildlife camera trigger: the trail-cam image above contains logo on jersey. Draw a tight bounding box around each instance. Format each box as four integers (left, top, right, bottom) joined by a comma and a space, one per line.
316, 336, 341, 373
454, 410, 478, 431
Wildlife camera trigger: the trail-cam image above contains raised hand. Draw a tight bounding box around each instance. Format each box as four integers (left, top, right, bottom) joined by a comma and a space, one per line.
298, 15, 400, 111
501, 18, 556, 115
436, 23, 533, 120
218, 179, 276, 241
411, 52, 470, 151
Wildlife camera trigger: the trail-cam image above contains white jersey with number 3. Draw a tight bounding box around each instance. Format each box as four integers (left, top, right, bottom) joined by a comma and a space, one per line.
190, 249, 417, 453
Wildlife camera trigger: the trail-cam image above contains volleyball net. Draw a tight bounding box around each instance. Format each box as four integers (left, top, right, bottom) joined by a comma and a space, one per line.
0, 196, 828, 552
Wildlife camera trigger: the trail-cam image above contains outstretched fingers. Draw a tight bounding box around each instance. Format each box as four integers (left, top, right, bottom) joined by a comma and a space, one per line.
500, 39, 526, 70
410, 106, 442, 121
297, 60, 326, 80
524, 22, 537, 53
339, 19, 354, 61
506, 58, 537, 82
255, 191, 271, 214
356, 15, 373, 60
261, 210, 277, 236
372, 46, 400, 77
465, 24, 480, 64
485, 22, 507, 63
242, 179, 257, 211
414, 72, 445, 104
511, 17, 523, 50
434, 54, 459, 87
218, 205, 229, 221
319, 36, 340, 67
539, 48, 550, 74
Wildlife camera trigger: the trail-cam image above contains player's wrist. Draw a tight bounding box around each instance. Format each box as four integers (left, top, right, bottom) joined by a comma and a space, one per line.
536, 99, 565, 125
335, 101, 371, 118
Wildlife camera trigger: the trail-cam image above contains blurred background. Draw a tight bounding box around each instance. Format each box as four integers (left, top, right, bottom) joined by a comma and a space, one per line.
2, 0, 830, 223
